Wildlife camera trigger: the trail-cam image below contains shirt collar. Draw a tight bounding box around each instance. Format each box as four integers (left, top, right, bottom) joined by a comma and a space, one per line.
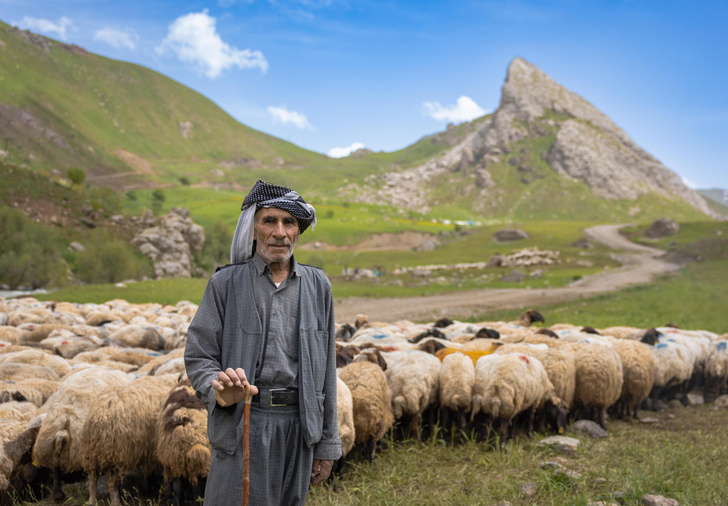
252, 252, 301, 278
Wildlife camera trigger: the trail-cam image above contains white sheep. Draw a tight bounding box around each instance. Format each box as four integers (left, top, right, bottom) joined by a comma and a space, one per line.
0, 348, 72, 378
650, 335, 696, 408
82, 373, 179, 506
108, 324, 168, 350
330, 375, 355, 491
0, 378, 59, 407
610, 339, 656, 419
572, 340, 624, 428
0, 363, 61, 382
33, 367, 132, 502
471, 352, 562, 444
0, 414, 44, 498
438, 351, 474, 443
386, 350, 441, 441
705, 340, 728, 402
495, 341, 576, 410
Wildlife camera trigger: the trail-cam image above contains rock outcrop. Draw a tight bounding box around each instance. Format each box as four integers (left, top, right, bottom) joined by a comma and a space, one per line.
645, 218, 680, 238
132, 208, 205, 278
344, 57, 716, 219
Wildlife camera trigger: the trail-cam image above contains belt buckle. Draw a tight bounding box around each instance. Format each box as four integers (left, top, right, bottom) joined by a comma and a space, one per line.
269, 388, 288, 407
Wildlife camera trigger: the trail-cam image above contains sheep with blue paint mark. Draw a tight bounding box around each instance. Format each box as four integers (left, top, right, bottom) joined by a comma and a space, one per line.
705, 340, 728, 402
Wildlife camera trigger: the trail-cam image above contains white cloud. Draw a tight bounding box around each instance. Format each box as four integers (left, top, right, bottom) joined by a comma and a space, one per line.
156, 10, 268, 79
93, 28, 137, 50
268, 105, 312, 130
423, 95, 486, 123
16, 16, 73, 41
328, 142, 365, 158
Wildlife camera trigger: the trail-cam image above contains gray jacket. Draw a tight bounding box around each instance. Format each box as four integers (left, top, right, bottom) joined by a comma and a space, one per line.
184, 260, 342, 461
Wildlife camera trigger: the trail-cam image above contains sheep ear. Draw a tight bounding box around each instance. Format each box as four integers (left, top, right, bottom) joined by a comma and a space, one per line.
377, 352, 387, 372
54, 430, 69, 455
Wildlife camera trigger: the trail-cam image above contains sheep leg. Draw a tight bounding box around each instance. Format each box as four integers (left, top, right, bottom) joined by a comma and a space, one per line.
87, 469, 98, 505
425, 405, 436, 440
51, 466, 65, 503
366, 435, 377, 469
498, 418, 509, 447
458, 408, 468, 432
193, 478, 206, 504
171, 477, 183, 506
527, 407, 536, 437
410, 413, 421, 442
681, 381, 690, 406
598, 408, 607, 431
651, 385, 663, 411
442, 408, 453, 445
109, 472, 122, 506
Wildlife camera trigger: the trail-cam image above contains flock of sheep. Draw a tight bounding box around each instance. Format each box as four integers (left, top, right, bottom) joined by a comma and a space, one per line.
1, 296, 727, 505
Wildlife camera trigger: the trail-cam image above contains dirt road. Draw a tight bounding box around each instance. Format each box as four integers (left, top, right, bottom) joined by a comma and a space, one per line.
333, 224, 679, 323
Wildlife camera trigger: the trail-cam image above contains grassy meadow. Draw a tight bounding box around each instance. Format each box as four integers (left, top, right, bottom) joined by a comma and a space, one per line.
14, 399, 728, 505
306, 404, 728, 506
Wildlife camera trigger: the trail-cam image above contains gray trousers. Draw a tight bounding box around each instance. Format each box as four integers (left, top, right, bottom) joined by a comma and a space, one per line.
204, 404, 314, 506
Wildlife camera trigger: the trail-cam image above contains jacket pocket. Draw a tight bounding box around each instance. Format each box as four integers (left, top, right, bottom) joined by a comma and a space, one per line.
207, 403, 240, 455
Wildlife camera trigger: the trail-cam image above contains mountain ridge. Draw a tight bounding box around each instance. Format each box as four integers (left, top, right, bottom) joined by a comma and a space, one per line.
0, 22, 718, 223
342, 57, 716, 219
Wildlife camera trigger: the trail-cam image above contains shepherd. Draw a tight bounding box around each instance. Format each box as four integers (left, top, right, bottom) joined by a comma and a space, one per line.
185, 180, 341, 505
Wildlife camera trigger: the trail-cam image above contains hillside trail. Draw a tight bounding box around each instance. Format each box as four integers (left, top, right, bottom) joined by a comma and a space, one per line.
333, 224, 680, 324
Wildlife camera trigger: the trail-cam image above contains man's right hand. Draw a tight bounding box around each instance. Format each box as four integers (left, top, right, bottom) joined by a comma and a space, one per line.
211, 368, 259, 407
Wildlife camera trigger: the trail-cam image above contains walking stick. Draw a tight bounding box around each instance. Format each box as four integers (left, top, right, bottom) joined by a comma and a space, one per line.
242, 383, 252, 506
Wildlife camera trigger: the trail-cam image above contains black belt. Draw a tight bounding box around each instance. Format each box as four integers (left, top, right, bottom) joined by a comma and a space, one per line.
253, 388, 298, 407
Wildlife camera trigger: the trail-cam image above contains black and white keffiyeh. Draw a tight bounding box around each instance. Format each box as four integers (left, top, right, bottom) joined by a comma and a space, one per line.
230, 180, 317, 263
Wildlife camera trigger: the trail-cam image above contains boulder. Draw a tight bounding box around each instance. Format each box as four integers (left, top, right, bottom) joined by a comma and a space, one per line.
645, 218, 680, 238
494, 228, 529, 242
500, 270, 526, 283
537, 435, 579, 454
519, 482, 538, 496
642, 494, 679, 506
570, 419, 608, 439
132, 207, 205, 279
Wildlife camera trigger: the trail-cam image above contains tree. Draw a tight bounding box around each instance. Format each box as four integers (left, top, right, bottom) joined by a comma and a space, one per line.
67, 167, 86, 186
151, 189, 165, 215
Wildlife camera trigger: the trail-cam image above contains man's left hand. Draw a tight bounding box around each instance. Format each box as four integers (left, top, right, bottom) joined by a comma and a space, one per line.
310, 459, 334, 486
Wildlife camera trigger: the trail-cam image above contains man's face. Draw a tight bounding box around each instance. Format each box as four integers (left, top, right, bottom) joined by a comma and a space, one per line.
254, 207, 300, 265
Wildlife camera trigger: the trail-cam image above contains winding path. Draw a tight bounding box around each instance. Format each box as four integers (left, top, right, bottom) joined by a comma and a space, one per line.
333, 225, 679, 323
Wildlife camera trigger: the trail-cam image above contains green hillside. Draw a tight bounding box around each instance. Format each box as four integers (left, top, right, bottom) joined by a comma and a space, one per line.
1, 21, 715, 227
0, 21, 331, 180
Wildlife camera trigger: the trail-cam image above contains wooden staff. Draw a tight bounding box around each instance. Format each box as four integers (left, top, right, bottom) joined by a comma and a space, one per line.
242, 383, 252, 506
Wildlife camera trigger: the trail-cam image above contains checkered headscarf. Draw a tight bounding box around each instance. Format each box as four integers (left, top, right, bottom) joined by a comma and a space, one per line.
230, 180, 317, 263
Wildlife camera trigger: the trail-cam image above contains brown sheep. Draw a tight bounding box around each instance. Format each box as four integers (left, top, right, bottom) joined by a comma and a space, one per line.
154, 377, 210, 506
81, 374, 179, 506
338, 358, 393, 466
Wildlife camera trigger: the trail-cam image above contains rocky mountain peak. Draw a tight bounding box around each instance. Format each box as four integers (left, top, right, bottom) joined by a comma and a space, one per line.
488, 57, 630, 150
483, 57, 716, 215
346, 56, 716, 219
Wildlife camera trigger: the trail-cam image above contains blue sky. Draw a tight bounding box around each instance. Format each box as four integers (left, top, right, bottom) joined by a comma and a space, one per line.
2, 0, 727, 190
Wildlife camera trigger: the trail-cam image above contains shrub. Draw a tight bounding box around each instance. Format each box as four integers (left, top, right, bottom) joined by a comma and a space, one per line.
67, 167, 86, 186
197, 220, 232, 273
0, 207, 70, 289
152, 189, 165, 215
74, 235, 151, 284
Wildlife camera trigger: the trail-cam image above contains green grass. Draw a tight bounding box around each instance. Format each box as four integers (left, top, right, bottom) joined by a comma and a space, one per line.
35, 220, 728, 335
14, 405, 728, 505
471, 258, 728, 334
35, 278, 209, 305
307, 405, 728, 505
